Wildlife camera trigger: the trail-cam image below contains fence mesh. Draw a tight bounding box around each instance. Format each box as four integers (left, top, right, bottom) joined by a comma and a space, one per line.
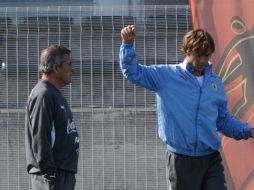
0, 5, 191, 190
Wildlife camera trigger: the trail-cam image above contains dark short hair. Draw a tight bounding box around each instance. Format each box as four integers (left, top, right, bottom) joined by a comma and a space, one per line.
181, 29, 215, 57
39, 45, 71, 73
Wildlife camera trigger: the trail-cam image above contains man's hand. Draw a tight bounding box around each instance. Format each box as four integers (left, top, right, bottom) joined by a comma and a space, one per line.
121, 25, 136, 44
43, 173, 57, 190
251, 128, 254, 138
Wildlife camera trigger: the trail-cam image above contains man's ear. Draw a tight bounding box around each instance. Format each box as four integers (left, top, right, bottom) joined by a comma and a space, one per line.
53, 64, 58, 73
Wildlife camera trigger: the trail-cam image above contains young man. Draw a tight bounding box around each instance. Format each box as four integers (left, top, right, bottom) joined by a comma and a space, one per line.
25, 45, 79, 190
119, 25, 254, 190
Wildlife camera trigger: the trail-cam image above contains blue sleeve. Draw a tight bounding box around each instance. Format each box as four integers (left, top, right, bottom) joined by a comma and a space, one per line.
216, 100, 253, 140
119, 42, 163, 92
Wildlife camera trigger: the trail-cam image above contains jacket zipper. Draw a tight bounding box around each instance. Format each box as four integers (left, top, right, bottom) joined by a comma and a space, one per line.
186, 69, 207, 155
194, 72, 206, 155
194, 87, 202, 155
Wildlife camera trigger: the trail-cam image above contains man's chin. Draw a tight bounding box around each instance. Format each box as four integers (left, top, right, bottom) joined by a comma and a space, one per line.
63, 81, 72, 86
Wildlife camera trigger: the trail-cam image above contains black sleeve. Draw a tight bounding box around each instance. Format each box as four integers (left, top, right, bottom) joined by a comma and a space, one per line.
28, 92, 56, 174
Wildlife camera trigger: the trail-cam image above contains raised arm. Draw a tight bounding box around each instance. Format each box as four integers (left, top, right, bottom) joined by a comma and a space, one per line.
119, 25, 168, 91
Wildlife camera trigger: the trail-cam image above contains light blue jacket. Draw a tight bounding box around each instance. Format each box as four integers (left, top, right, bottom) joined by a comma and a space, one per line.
119, 43, 253, 156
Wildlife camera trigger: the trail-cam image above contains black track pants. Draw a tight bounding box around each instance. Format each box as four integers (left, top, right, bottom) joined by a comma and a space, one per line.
166, 150, 227, 190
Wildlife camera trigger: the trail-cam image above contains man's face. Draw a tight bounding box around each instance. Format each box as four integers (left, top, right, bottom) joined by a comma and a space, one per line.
56, 54, 73, 87
186, 52, 210, 76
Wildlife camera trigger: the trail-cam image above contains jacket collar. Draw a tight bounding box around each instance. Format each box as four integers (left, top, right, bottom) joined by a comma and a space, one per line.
180, 58, 213, 76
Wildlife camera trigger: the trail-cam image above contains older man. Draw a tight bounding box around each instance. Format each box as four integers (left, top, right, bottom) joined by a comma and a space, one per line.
25, 45, 79, 190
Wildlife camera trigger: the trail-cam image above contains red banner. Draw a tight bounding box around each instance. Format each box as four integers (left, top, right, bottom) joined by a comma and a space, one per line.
190, 0, 254, 189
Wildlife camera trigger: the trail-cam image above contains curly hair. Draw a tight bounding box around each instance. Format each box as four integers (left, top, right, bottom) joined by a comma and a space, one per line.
181, 29, 215, 57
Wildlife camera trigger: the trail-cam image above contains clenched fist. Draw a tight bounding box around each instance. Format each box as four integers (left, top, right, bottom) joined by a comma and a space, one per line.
121, 25, 136, 44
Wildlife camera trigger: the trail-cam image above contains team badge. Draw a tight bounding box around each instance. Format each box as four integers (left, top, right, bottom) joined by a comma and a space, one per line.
211, 82, 217, 91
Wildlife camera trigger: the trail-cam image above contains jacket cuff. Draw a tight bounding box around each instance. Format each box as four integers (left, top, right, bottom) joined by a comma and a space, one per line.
121, 41, 134, 47
42, 167, 57, 176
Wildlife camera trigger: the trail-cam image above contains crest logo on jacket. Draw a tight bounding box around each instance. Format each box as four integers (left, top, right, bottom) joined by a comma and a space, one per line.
67, 119, 77, 134
211, 82, 217, 91
60, 105, 66, 112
